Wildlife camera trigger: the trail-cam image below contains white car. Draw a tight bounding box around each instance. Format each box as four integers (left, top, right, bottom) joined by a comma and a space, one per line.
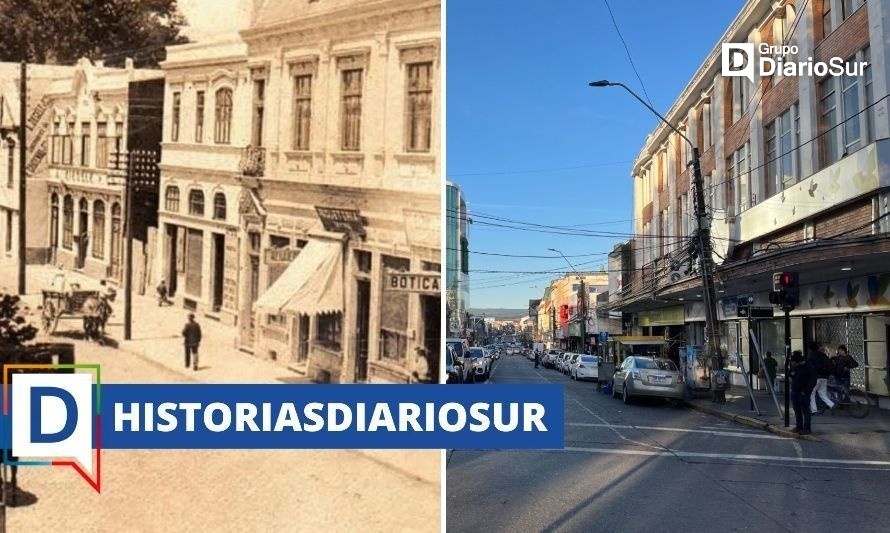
571, 355, 600, 381
563, 353, 580, 375
557, 353, 573, 374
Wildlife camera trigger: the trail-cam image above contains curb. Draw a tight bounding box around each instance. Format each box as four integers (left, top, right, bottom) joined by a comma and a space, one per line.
684, 401, 822, 442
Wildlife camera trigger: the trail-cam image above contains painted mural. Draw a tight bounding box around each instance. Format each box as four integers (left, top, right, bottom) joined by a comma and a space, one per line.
802, 273, 890, 312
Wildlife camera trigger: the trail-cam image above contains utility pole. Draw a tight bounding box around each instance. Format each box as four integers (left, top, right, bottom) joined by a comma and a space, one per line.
784, 307, 791, 427
589, 80, 724, 402
119, 149, 133, 340
17, 61, 26, 295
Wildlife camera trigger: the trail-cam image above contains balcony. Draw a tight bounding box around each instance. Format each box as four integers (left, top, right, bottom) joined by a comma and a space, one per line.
239, 146, 266, 177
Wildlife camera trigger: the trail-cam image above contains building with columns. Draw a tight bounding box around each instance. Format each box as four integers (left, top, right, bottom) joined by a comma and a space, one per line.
609, 0, 890, 404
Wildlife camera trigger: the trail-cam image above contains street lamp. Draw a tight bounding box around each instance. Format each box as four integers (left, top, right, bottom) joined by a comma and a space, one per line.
550, 248, 586, 354
589, 79, 724, 402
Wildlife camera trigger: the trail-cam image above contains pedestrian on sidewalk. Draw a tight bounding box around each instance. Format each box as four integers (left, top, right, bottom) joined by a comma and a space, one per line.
809, 342, 835, 413
790, 350, 816, 435
182, 313, 202, 371
760, 351, 778, 391
832, 344, 859, 400
156, 279, 171, 306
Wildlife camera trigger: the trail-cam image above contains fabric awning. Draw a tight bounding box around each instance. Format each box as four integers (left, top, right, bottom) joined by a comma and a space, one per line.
617, 339, 668, 346
254, 240, 343, 315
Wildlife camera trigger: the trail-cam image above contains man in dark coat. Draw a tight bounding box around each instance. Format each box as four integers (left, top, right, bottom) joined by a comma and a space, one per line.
790, 350, 817, 435
182, 313, 202, 371
833, 344, 859, 400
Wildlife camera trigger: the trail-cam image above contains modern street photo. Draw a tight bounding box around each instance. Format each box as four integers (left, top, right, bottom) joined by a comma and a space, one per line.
447, 0, 890, 531
0, 0, 441, 531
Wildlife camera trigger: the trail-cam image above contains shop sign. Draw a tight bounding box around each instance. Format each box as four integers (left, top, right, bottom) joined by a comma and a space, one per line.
638, 305, 685, 327
386, 271, 440, 294
315, 206, 366, 237
58, 167, 110, 187
265, 247, 301, 264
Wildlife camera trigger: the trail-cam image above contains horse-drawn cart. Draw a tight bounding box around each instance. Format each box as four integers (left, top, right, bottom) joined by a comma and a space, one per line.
40, 289, 110, 342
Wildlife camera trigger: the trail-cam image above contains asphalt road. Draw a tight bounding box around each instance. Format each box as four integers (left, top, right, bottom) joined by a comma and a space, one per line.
447, 354, 890, 533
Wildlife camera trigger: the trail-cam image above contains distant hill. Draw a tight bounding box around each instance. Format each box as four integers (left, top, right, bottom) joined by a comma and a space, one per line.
469, 308, 527, 320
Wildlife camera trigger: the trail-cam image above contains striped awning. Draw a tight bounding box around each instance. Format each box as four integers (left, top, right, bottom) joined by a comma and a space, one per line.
254, 240, 342, 315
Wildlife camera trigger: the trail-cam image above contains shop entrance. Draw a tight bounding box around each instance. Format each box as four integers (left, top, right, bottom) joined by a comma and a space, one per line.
354, 280, 370, 382
165, 224, 178, 297
76, 207, 89, 269
421, 295, 440, 383
211, 233, 225, 311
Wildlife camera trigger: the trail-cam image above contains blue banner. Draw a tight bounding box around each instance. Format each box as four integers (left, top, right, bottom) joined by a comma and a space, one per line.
6, 384, 565, 450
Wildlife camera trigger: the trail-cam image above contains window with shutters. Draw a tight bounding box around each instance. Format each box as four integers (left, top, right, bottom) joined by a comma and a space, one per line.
405, 62, 432, 152
341, 69, 363, 151
189, 189, 204, 217
165, 186, 180, 212
214, 88, 233, 144
293, 75, 312, 151
213, 192, 226, 220
92, 200, 105, 259
380, 255, 410, 361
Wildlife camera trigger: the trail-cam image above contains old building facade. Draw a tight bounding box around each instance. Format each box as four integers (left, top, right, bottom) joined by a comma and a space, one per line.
609, 0, 890, 405
157, 0, 441, 383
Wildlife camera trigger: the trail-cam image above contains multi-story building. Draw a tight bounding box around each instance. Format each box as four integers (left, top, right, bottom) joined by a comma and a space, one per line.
610, 0, 890, 404
0, 63, 77, 268
157, 0, 441, 384
446, 180, 470, 335
0, 59, 163, 281
540, 273, 608, 352
156, 37, 249, 326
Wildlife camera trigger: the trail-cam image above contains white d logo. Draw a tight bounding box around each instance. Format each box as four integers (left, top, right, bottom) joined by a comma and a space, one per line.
722, 43, 755, 84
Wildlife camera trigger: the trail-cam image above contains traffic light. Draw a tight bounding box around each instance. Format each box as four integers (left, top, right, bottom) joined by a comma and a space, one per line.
769, 272, 799, 309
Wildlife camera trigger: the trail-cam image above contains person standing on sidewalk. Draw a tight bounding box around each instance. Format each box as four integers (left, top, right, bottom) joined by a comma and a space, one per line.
182, 313, 202, 371
761, 351, 778, 390
809, 343, 835, 413
790, 350, 816, 435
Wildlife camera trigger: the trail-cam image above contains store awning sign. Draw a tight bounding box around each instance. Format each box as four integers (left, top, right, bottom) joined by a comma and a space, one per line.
315, 206, 366, 238
387, 271, 440, 294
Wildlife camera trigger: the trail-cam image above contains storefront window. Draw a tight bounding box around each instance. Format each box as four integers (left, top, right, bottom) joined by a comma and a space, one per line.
316, 311, 342, 351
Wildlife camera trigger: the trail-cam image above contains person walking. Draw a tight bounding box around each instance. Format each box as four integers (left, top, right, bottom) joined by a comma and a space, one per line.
182, 313, 202, 371
809, 343, 835, 413
832, 344, 859, 400
790, 350, 816, 435
156, 279, 170, 306
761, 351, 778, 390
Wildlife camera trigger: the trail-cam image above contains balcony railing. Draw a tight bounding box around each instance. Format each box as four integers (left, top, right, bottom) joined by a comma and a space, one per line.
239, 145, 266, 177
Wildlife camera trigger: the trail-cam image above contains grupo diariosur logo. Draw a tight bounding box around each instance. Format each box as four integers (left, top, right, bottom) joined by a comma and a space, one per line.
721, 42, 868, 83
4, 366, 101, 492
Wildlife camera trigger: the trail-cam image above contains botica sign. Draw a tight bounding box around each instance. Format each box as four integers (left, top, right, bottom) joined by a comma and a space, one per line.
386, 272, 440, 294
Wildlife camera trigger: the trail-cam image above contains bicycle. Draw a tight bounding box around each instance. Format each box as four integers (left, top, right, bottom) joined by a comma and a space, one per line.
814, 382, 871, 419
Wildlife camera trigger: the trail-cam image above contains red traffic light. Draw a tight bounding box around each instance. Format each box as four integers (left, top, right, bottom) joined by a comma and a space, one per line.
773, 271, 798, 290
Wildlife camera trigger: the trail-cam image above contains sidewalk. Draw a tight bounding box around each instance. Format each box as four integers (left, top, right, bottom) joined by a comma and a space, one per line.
0, 262, 440, 485
0, 261, 308, 384
686, 385, 890, 451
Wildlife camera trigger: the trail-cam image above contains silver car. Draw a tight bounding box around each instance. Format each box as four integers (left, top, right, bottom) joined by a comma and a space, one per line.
466, 347, 491, 382
612, 356, 685, 404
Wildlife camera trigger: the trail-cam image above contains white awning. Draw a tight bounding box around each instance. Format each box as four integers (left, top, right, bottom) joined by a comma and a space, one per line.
617, 339, 668, 346
254, 240, 343, 315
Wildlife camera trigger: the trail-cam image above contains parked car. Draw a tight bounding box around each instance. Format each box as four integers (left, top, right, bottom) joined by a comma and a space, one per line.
446, 344, 466, 384
563, 353, 581, 375
466, 347, 491, 382
612, 356, 685, 404
544, 350, 563, 369
446, 338, 472, 380
571, 355, 600, 381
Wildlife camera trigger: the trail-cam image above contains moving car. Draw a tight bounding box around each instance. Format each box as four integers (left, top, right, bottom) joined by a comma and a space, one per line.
466, 347, 491, 382
612, 356, 684, 404
571, 355, 600, 381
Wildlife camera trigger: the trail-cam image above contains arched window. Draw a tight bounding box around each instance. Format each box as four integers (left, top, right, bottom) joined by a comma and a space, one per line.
213, 192, 226, 220
214, 88, 233, 144
50, 193, 59, 249
189, 189, 205, 216
165, 185, 180, 212
62, 195, 74, 249
110, 202, 122, 279
92, 200, 105, 259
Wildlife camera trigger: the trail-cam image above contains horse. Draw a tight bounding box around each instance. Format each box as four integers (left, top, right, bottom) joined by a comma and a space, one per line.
81, 295, 110, 343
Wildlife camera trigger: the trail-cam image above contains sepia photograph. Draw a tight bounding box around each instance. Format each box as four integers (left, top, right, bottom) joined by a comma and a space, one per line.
0, 0, 441, 531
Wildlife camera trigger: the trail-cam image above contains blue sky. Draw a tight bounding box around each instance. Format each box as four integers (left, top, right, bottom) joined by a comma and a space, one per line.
447, 0, 745, 310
